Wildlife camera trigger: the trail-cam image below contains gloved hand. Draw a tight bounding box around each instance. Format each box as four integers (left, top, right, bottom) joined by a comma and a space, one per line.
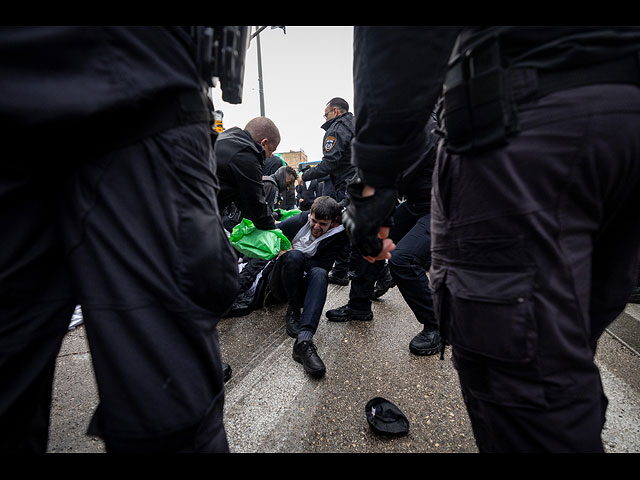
342, 180, 397, 260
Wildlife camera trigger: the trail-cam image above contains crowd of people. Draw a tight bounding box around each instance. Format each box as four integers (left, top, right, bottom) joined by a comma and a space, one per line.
1, 26, 639, 455
217, 96, 443, 379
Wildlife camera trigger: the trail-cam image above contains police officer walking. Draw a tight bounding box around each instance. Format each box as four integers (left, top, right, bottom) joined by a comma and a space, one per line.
344, 26, 640, 453
0, 26, 248, 453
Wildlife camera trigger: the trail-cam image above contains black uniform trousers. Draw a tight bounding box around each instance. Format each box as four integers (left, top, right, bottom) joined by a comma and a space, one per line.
349, 202, 436, 333
0, 120, 239, 453
431, 79, 640, 452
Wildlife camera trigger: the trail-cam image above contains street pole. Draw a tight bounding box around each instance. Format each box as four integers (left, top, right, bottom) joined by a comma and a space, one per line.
251, 26, 285, 118
256, 30, 265, 116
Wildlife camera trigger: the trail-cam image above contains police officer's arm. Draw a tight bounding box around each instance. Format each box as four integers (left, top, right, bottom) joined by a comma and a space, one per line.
343, 26, 461, 260
301, 126, 347, 182
229, 149, 277, 231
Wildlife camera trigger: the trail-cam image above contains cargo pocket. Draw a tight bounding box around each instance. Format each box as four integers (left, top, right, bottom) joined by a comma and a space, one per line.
171, 127, 240, 316
177, 208, 240, 315
445, 266, 537, 363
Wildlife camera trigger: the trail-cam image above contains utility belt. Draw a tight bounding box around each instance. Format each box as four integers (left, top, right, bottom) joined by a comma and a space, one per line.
441, 35, 640, 155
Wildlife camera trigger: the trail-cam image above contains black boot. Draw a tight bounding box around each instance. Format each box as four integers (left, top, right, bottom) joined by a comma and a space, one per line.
222, 362, 232, 383
409, 327, 441, 356
286, 307, 301, 338
326, 304, 373, 322
370, 264, 396, 300
292, 340, 326, 377
328, 271, 349, 286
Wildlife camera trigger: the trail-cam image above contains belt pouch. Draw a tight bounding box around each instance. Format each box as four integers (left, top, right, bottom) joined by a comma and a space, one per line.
443, 37, 517, 154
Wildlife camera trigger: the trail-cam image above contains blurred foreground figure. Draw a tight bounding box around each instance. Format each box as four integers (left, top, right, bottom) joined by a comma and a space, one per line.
345, 26, 640, 452
0, 26, 249, 453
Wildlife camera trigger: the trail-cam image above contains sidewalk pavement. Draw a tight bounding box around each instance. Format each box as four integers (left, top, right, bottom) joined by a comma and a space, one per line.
47, 287, 640, 453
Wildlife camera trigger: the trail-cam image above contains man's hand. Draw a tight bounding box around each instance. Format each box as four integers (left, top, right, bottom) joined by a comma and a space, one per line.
342, 181, 397, 262
362, 225, 395, 263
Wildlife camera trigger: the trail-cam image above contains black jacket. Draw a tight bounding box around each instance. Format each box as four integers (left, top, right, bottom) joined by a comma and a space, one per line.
301, 112, 356, 195
263, 155, 285, 176
214, 127, 276, 231
263, 165, 290, 213
296, 178, 323, 211
278, 211, 348, 272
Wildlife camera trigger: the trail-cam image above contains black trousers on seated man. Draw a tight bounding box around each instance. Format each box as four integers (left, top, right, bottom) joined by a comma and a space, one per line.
269, 249, 330, 340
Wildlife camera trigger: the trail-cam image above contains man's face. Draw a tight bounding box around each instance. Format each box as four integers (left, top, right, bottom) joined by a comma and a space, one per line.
323, 105, 338, 122
309, 213, 332, 238
286, 174, 296, 189
261, 139, 278, 158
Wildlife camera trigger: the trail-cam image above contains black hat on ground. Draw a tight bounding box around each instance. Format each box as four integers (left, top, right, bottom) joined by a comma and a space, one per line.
365, 397, 410, 436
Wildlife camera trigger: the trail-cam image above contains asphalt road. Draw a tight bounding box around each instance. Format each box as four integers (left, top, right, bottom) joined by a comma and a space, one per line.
47, 285, 640, 453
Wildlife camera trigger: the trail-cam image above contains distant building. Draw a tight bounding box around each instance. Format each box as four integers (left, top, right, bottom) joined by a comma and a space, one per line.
274, 150, 308, 171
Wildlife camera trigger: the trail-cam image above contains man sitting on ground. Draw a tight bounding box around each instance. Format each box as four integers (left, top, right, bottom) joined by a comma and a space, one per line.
268, 196, 347, 377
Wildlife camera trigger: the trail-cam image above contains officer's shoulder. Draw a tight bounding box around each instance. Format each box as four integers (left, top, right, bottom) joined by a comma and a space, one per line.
334, 114, 354, 133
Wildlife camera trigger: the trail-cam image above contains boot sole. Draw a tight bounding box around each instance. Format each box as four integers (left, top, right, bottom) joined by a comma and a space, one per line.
326, 312, 373, 322
409, 344, 441, 356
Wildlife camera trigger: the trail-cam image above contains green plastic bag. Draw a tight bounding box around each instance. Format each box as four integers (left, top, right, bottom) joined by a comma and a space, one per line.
229, 218, 292, 260
277, 208, 301, 221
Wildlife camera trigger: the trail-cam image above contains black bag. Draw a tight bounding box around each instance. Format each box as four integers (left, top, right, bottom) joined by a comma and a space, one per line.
225, 258, 275, 317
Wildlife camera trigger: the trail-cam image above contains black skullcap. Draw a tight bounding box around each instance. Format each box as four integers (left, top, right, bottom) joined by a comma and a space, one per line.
365, 397, 409, 436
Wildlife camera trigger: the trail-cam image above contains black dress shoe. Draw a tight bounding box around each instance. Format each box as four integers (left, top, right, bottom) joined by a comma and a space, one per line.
222, 362, 232, 383
409, 328, 441, 356
292, 340, 326, 377
326, 304, 373, 322
286, 307, 301, 338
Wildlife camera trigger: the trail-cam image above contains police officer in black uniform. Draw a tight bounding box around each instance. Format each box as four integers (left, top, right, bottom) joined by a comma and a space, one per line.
299, 97, 356, 284
300, 97, 356, 203
344, 26, 640, 452
0, 26, 247, 453
326, 115, 441, 358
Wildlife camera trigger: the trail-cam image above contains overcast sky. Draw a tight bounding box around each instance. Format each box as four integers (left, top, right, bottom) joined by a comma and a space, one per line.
209, 26, 354, 163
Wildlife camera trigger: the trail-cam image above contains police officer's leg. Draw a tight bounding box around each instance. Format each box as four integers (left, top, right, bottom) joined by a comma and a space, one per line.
0, 170, 76, 453
61, 123, 239, 452
328, 188, 353, 284
328, 244, 352, 284
347, 257, 384, 311
388, 214, 439, 354
432, 83, 640, 452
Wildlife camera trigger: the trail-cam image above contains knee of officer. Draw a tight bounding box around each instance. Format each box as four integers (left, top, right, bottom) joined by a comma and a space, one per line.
389, 249, 412, 276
